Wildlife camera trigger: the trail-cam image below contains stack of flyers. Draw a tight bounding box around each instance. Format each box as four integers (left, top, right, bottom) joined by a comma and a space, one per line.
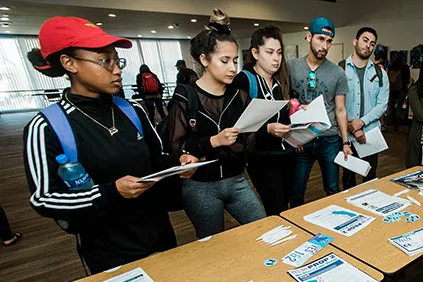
389, 227, 423, 256
282, 233, 333, 267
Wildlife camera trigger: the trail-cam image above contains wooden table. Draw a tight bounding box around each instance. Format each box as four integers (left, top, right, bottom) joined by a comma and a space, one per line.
281, 166, 423, 275
76, 216, 383, 282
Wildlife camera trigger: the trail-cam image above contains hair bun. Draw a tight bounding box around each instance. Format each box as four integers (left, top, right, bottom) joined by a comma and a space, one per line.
210, 9, 230, 25
208, 9, 231, 34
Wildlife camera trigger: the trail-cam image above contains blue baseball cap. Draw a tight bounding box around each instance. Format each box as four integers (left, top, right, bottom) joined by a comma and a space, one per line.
308, 17, 335, 38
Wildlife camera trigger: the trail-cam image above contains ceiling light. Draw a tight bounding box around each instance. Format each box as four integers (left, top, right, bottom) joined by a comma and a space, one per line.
304, 26, 309, 30
5, 30, 10, 33
168, 25, 174, 29
2, 14, 8, 17
95, 22, 102, 26
108, 13, 116, 17
191, 19, 197, 23
1, 23, 9, 27
254, 23, 259, 27
0, 17, 9, 21
137, 34, 142, 37
0, 7, 10, 11
151, 30, 156, 34
187, 36, 192, 39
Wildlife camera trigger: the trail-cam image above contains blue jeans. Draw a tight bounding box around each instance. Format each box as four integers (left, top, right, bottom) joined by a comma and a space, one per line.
290, 135, 341, 208
182, 173, 266, 239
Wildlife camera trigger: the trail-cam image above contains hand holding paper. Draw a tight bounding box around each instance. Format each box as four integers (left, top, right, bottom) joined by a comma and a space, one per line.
137, 160, 218, 183
211, 128, 241, 147
233, 99, 288, 133
179, 154, 199, 179
334, 152, 371, 177
352, 127, 388, 158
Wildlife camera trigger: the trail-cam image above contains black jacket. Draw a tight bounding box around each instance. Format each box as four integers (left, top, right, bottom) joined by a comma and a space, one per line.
176, 68, 198, 85
24, 93, 181, 271
232, 64, 294, 155
168, 83, 254, 182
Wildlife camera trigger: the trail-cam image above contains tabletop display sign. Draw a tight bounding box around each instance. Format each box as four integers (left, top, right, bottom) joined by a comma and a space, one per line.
391, 170, 423, 190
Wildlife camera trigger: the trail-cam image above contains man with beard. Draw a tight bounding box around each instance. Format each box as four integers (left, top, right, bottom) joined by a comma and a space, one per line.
288, 17, 352, 208
340, 27, 389, 188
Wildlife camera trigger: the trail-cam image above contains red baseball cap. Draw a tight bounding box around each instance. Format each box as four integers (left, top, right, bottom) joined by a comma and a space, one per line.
38, 16, 132, 67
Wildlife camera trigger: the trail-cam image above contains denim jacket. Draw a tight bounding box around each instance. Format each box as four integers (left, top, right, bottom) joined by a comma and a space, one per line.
344, 55, 389, 141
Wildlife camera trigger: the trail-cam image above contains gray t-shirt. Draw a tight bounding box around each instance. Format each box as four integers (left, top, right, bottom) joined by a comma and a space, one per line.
288, 56, 349, 136
355, 65, 366, 117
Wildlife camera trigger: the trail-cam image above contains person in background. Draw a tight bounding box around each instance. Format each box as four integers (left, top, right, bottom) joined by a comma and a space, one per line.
384, 54, 411, 131
1, 204, 22, 246
136, 64, 166, 123
24, 16, 197, 274
341, 27, 389, 188
406, 62, 423, 167
175, 59, 198, 85
232, 25, 295, 215
288, 17, 352, 208
167, 9, 266, 239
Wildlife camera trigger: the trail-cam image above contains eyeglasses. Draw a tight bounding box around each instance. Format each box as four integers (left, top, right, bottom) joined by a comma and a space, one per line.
72, 56, 127, 71
308, 71, 317, 89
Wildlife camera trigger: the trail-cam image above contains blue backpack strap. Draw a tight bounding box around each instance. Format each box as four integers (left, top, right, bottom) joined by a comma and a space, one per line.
241, 70, 258, 99
41, 104, 78, 163
112, 96, 143, 136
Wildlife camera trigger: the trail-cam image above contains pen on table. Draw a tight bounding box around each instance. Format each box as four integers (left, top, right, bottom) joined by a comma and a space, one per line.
270, 234, 298, 247
122, 273, 144, 282
393, 189, 409, 197
407, 195, 421, 207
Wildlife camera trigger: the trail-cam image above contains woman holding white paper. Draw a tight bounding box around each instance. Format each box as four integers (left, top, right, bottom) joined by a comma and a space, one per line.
406, 63, 423, 167
232, 25, 297, 215
23, 16, 198, 274
167, 9, 265, 239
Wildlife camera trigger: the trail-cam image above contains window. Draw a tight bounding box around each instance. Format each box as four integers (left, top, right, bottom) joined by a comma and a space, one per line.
0, 36, 183, 112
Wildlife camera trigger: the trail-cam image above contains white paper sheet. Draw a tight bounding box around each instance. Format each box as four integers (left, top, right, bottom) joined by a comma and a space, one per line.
103, 267, 155, 282
304, 205, 375, 237
233, 99, 289, 133
137, 160, 217, 182
334, 152, 371, 177
283, 95, 331, 148
352, 127, 389, 158
345, 189, 410, 216
290, 95, 331, 127
288, 253, 378, 282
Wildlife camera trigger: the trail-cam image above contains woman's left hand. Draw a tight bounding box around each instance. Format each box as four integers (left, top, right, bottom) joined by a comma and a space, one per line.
178, 154, 199, 179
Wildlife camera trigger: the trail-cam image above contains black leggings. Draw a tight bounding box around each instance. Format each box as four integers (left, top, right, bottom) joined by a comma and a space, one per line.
0, 204, 13, 241
247, 152, 297, 215
144, 98, 166, 124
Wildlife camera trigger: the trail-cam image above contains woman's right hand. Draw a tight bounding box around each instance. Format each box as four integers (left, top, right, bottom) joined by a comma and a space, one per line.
210, 128, 242, 148
267, 123, 290, 138
115, 176, 155, 199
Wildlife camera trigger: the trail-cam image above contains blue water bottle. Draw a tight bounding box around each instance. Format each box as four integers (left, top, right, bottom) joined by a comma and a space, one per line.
56, 154, 94, 191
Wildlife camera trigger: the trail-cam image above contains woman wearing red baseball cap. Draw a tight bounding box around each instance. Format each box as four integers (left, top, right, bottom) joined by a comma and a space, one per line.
23, 16, 197, 274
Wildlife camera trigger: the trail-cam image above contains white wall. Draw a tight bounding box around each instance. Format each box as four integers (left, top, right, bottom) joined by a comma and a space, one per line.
282, 18, 423, 80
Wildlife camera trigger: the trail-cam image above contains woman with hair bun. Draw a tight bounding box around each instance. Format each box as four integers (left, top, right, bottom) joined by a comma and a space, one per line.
23, 16, 197, 274
167, 9, 266, 239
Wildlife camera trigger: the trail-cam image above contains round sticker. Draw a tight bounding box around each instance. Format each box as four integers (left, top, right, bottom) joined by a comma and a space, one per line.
264, 258, 278, 267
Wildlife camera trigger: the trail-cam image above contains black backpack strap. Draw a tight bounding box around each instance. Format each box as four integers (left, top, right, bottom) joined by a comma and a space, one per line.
338, 59, 346, 70
179, 84, 200, 132
374, 64, 383, 87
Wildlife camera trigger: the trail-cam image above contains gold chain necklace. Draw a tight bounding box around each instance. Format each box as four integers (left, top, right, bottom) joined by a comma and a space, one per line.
65, 92, 119, 136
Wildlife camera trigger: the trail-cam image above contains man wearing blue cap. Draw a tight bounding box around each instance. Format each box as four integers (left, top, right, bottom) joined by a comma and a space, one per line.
288, 17, 352, 208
